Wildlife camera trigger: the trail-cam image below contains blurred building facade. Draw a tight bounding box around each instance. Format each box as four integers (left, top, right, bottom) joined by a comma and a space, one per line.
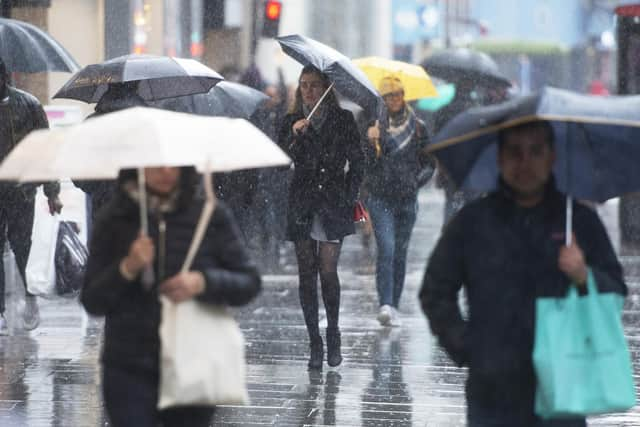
1, 0, 632, 96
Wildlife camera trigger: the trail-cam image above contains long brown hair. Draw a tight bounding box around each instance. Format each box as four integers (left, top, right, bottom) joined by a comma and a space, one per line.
288, 65, 339, 115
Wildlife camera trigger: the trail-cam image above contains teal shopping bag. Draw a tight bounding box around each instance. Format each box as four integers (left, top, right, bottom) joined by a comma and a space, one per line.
533, 269, 635, 418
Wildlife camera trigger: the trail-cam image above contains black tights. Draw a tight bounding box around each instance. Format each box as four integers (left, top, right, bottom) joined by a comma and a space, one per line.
295, 239, 342, 341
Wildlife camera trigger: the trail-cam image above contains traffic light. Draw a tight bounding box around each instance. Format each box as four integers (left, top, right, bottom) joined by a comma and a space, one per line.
261, 0, 282, 38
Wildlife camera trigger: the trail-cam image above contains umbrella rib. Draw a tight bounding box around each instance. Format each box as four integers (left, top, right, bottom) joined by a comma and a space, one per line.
12, 23, 47, 71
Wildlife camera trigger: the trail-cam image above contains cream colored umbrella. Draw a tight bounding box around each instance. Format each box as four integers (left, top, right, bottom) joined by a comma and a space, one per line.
0, 106, 291, 271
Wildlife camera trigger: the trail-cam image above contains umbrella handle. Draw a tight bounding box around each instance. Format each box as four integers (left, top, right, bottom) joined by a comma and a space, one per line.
306, 83, 335, 121
137, 167, 154, 289
565, 195, 573, 246
138, 167, 149, 235
181, 169, 216, 273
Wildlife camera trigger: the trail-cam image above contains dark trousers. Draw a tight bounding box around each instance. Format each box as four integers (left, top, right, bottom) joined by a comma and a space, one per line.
365, 195, 417, 308
103, 365, 215, 427
0, 195, 35, 313
467, 398, 586, 427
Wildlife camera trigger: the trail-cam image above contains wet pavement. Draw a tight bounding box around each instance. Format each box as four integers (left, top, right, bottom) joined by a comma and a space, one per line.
1, 187, 640, 426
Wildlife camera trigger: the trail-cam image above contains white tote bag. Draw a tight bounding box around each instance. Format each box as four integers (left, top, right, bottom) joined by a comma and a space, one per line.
157, 296, 249, 409
25, 188, 59, 297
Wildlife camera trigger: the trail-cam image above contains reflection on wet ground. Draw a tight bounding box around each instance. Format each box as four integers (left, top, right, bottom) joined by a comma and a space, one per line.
0, 188, 639, 426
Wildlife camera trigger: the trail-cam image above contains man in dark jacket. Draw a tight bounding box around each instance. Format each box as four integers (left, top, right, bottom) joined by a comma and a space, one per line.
419, 121, 627, 426
0, 58, 62, 333
74, 82, 148, 228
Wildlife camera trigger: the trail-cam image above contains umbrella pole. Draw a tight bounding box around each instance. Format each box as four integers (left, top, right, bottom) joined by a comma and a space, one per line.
565, 195, 573, 246
138, 167, 149, 235
306, 83, 335, 121
181, 169, 217, 273
138, 167, 154, 288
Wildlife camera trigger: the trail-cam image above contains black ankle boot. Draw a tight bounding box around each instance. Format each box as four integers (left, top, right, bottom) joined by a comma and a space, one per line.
308, 337, 324, 370
326, 328, 342, 367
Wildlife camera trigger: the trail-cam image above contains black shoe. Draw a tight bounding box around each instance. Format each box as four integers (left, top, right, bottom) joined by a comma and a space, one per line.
326, 328, 342, 367
308, 338, 324, 370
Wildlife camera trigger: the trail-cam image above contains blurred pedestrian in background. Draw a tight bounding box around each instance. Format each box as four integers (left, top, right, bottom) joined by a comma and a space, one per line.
365, 76, 435, 327
0, 57, 62, 333
243, 66, 291, 273
73, 81, 148, 230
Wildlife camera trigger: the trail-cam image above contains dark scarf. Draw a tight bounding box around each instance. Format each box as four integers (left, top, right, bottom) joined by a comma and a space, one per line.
302, 102, 328, 131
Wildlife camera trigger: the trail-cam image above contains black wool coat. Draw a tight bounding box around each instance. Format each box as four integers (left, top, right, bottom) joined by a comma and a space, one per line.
419, 179, 627, 413
278, 106, 364, 241
81, 173, 261, 374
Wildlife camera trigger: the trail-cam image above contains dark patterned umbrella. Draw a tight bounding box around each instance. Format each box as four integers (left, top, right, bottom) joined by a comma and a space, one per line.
53, 54, 223, 103
422, 48, 511, 88
0, 17, 79, 73
152, 81, 269, 119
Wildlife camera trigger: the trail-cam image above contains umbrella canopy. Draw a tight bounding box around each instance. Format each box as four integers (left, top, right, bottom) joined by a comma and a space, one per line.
53, 54, 223, 103
428, 86, 640, 203
353, 56, 438, 101
0, 17, 80, 73
276, 34, 383, 118
422, 48, 511, 88
152, 81, 269, 119
415, 83, 456, 112
0, 107, 291, 182
0, 128, 67, 181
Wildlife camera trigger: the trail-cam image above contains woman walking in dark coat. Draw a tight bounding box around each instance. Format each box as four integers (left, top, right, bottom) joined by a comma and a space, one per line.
81, 166, 261, 427
278, 65, 364, 369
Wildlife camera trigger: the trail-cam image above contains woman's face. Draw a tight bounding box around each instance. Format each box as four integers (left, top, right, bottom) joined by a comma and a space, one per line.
383, 90, 405, 115
145, 167, 180, 195
299, 72, 326, 109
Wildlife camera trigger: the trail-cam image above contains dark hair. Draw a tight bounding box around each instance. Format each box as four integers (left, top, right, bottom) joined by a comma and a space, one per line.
288, 65, 338, 115
497, 120, 554, 152
118, 166, 200, 209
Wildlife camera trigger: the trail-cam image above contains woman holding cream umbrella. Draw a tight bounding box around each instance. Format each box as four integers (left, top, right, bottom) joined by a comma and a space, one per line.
0, 107, 290, 426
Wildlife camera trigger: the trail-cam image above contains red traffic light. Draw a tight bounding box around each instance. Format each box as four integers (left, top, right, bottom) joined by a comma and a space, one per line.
265, 0, 282, 21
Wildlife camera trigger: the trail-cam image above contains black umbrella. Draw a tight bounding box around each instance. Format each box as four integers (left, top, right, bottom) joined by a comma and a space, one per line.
276, 34, 383, 118
0, 17, 79, 73
152, 81, 269, 119
53, 54, 223, 103
428, 87, 640, 242
422, 48, 511, 88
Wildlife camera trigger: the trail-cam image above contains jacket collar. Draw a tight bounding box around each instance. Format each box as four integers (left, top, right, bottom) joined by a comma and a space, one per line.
493, 175, 565, 222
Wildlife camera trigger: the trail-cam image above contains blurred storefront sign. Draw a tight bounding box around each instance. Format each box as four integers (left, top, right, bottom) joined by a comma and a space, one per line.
44, 105, 83, 128
392, 0, 440, 45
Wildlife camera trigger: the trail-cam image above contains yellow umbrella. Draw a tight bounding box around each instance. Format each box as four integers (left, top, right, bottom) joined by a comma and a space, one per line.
353, 56, 439, 101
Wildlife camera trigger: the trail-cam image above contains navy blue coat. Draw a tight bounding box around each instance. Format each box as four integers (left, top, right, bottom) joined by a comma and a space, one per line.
419, 179, 626, 412
278, 106, 364, 241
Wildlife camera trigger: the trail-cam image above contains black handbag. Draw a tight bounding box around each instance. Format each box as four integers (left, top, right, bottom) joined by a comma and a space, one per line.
54, 221, 89, 297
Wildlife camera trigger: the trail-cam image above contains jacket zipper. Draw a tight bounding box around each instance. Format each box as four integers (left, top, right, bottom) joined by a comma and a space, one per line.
158, 215, 167, 282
